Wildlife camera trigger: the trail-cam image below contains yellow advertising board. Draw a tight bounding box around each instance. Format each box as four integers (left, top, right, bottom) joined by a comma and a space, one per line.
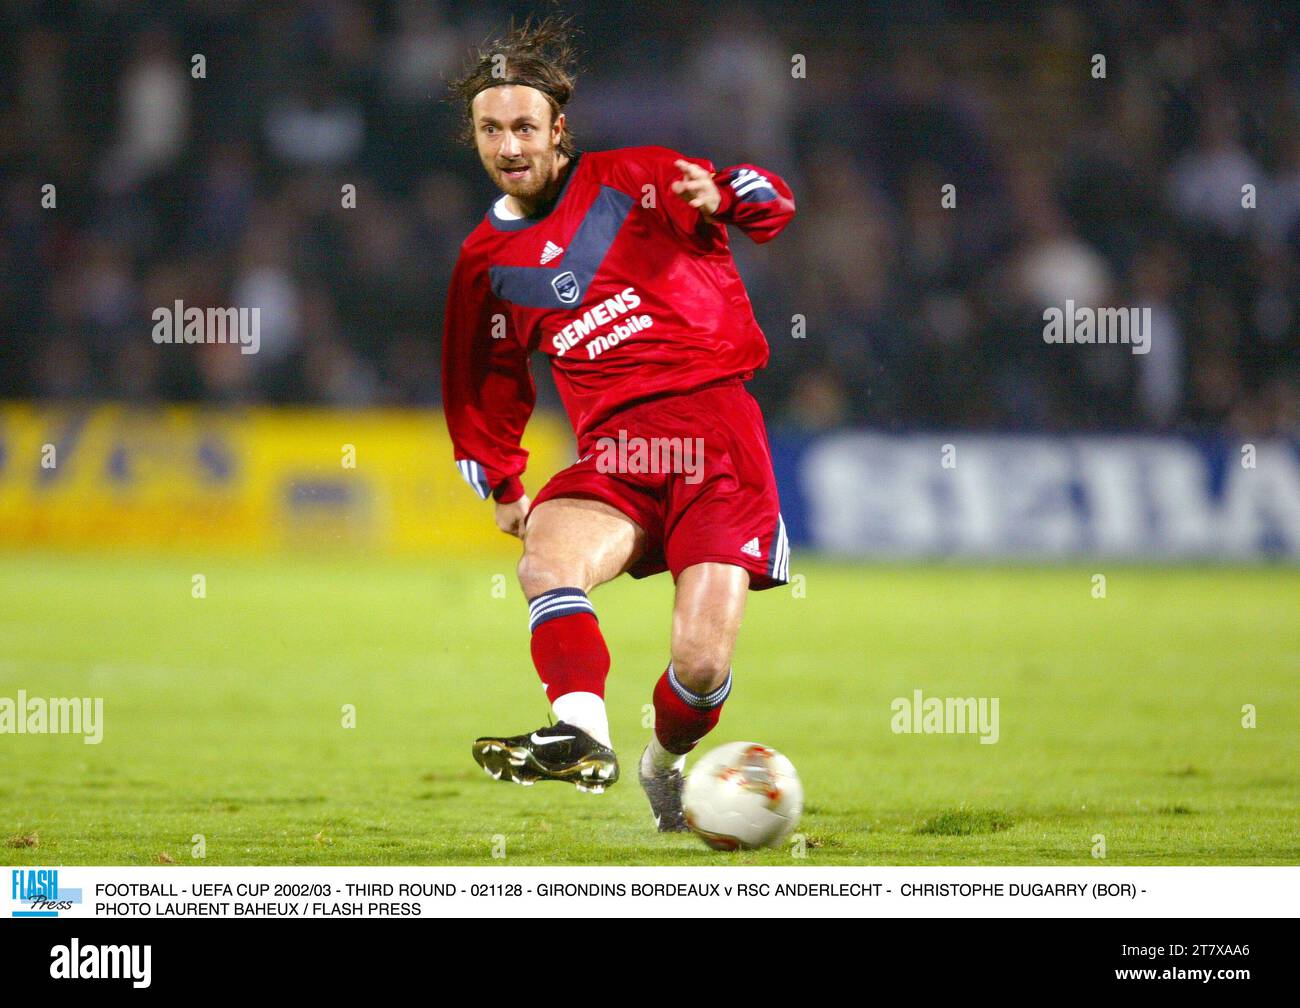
0, 403, 574, 555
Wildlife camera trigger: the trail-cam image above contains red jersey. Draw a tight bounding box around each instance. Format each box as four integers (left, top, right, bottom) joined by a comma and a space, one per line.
442, 145, 795, 503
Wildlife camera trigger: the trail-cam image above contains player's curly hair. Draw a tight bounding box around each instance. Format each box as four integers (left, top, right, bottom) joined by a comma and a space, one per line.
447, 13, 582, 159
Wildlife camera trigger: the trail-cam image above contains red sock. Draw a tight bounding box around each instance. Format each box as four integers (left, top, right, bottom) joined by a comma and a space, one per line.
652, 663, 733, 754
528, 589, 609, 703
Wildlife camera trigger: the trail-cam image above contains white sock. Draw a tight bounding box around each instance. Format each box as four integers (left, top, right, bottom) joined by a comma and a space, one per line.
643, 730, 686, 774
551, 691, 611, 749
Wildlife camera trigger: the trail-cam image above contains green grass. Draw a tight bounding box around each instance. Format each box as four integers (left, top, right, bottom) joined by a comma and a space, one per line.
0, 550, 1296, 865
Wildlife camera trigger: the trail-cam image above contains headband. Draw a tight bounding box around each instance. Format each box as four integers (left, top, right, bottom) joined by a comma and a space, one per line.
472, 77, 564, 107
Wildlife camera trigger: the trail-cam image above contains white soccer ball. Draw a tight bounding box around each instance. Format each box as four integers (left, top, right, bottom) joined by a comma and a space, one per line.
682, 741, 803, 850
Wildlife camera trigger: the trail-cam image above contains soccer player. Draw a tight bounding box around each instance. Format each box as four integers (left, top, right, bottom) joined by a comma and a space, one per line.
443, 19, 795, 831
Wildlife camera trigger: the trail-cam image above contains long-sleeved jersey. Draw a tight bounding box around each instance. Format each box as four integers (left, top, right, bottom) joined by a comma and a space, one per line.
442, 145, 795, 503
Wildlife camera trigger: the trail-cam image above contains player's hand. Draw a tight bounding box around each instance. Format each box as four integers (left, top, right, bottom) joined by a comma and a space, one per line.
495, 494, 530, 539
671, 159, 721, 221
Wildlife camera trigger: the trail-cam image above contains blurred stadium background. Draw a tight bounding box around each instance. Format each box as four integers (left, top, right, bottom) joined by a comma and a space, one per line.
0, 0, 1295, 560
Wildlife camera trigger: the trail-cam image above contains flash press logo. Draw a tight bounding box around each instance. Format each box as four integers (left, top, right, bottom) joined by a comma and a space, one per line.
11, 869, 82, 917
152, 300, 260, 354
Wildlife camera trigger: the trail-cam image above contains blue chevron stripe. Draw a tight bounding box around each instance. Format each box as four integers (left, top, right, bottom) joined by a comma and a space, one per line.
489, 186, 634, 309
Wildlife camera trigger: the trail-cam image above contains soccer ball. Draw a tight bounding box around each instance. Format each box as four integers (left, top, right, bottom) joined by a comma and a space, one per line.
682, 742, 803, 850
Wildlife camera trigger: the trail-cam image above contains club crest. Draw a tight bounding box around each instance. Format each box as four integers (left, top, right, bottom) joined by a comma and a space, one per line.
551, 270, 581, 305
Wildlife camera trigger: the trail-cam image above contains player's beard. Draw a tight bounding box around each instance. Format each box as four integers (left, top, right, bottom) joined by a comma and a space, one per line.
496, 149, 562, 205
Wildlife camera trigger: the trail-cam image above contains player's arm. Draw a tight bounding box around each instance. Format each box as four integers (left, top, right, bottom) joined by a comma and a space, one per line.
441, 250, 535, 536
669, 156, 796, 245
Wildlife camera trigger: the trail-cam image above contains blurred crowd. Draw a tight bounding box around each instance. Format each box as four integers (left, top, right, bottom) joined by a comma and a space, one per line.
0, 0, 1296, 435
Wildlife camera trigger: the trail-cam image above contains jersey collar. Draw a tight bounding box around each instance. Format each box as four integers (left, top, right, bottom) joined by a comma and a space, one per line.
487, 153, 582, 232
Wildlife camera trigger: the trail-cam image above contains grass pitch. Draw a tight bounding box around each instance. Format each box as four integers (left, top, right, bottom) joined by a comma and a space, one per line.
0, 550, 1296, 865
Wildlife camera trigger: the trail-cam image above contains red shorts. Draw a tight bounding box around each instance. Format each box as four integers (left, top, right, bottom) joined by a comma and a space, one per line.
530, 379, 789, 590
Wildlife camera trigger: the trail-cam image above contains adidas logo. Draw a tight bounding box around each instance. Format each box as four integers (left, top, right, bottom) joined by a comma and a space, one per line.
740, 537, 762, 558
540, 240, 564, 265
730, 167, 773, 198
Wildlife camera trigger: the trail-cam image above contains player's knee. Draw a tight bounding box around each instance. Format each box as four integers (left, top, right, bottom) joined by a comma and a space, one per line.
516, 551, 553, 598
517, 548, 584, 598
669, 647, 732, 695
